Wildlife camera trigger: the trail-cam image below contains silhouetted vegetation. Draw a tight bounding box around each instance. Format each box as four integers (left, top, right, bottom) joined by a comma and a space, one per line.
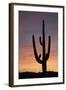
32, 20, 51, 73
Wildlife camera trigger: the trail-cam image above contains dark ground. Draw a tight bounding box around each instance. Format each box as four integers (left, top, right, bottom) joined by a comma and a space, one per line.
19, 71, 58, 79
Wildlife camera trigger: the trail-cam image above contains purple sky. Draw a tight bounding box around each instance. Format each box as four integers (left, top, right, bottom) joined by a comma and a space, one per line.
19, 11, 58, 47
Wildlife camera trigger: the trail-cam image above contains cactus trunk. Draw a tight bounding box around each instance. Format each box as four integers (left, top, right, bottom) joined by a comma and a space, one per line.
42, 62, 46, 72
32, 20, 51, 73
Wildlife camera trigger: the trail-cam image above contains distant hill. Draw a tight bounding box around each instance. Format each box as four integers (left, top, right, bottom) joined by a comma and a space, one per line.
19, 71, 58, 79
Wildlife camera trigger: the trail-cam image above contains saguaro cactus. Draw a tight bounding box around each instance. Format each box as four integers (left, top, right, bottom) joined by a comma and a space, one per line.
32, 20, 51, 73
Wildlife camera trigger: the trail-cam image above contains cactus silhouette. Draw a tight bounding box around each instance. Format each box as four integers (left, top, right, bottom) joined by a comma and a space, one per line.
32, 20, 51, 73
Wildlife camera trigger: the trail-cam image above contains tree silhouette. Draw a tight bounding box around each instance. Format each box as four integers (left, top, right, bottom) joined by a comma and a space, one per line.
32, 20, 51, 73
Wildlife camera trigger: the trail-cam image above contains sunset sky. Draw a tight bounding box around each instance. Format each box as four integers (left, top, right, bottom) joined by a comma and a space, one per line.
19, 11, 58, 73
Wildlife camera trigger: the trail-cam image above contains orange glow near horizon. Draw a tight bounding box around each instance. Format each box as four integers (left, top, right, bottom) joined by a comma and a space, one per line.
19, 44, 58, 73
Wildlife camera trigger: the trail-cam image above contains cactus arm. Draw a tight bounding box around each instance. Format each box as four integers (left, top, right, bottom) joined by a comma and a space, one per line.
45, 36, 51, 61
48, 36, 51, 55
32, 35, 42, 64
39, 36, 43, 45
